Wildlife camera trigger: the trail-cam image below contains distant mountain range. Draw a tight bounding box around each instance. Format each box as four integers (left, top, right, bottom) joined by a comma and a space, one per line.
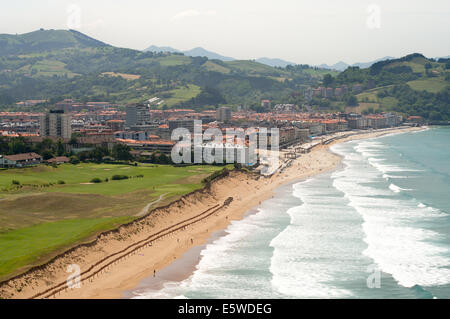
318, 56, 396, 71
144, 45, 234, 61
144, 45, 294, 67
145, 45, 423, 71
319, 55, 450, 71
144, 45, 179, 53
254, 57, 295, 68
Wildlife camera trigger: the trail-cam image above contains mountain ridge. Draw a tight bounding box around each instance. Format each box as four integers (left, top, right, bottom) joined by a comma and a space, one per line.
144, 45, 296, 67
144, 45, 234, 61
319, 56, 396, 71
0, 29, 109, 56
254, 57, 295, 68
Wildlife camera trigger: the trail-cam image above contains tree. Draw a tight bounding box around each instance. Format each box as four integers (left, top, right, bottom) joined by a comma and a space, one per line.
8, 137, 30, 154
0, 136, 9, 154
69, 133, 80, 145
323, 74, 334, 87
150, 151, 171, 164
56, 139, 65, 156
346, 95, 358, 106
36, 138, 55, 154
69, 155, 80, 164
186, 86, 226, 107
90, 147, 109, 162
429, 111, 441, 121
42, 150, 54, 160
112, 144, 132, 161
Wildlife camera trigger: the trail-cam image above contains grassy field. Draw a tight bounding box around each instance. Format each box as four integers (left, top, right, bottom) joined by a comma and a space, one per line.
0, 163, 228, 280
302, 68, 340, 78
387, 60, 426, 74
407, 77, 448, 93
156, 55, 192, 66
356, 87, 399, 111
346, 102, 381, 114
202, 60, 231, 74
225, 60, 282, 75
385, 56, 430, 74
162, 84, 201, 107
356, 91, 379, 103
28, 59, 79, 78
0, 217, 133, 279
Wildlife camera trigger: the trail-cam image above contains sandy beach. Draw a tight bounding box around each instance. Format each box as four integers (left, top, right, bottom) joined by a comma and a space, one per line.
0, 126, 423, 299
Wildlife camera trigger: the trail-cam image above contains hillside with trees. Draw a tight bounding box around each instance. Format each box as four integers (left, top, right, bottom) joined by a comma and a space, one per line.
316, 54, 450, 120
0, 29, 329, 110
1, 31, 448, 119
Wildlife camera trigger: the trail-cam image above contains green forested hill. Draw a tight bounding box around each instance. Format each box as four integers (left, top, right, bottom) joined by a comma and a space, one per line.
0, 29, 329, 109
326, 53, 450, 120
1, 30, 448, 119
0, 29, 109, 56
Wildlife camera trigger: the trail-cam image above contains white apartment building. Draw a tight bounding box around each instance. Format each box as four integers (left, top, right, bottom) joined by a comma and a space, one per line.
40, 110, 71, 139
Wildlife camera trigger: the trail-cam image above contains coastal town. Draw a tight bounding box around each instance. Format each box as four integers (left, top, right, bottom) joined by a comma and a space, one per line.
0, 98, 425, 169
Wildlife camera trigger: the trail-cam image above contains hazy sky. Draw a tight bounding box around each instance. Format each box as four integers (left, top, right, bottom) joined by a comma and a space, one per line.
1, 0, 449, 65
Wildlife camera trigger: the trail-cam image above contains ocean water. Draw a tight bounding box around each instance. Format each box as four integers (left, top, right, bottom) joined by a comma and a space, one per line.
131, 127, 450, 299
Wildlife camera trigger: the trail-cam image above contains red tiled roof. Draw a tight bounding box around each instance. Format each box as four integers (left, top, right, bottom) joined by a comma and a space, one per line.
3, 152, 42, 161
116, 138, 175, 146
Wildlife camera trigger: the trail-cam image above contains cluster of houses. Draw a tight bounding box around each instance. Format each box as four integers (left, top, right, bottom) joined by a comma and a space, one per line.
304, 80, 375, 101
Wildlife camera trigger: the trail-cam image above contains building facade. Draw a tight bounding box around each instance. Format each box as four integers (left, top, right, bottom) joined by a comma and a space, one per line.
126, 104, 150, 127
168, 119, 195, 134
0, 152, 42, 168
217, 107, 232, 122
40, 110, 71, 139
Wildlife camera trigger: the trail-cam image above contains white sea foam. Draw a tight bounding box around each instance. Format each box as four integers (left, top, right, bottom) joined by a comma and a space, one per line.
389, 183, 412, 193
410, 127, 430, 134
368, 157, 385, 162
132, 284, 188, 299
269, 176, 370, 298
370, 161, 423, 174
383, 174, 409, 179
332, 140, 450, 288
350, 140, 423, 175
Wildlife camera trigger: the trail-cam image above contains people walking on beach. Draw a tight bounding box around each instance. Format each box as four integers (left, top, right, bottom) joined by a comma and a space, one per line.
153, 269, 156, 277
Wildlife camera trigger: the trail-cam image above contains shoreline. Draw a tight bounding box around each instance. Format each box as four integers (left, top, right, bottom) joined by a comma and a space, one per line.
122, 204, 266, 299
0, 126, 424, 299
122, 179, 309, 299
122, 125, 426, 299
